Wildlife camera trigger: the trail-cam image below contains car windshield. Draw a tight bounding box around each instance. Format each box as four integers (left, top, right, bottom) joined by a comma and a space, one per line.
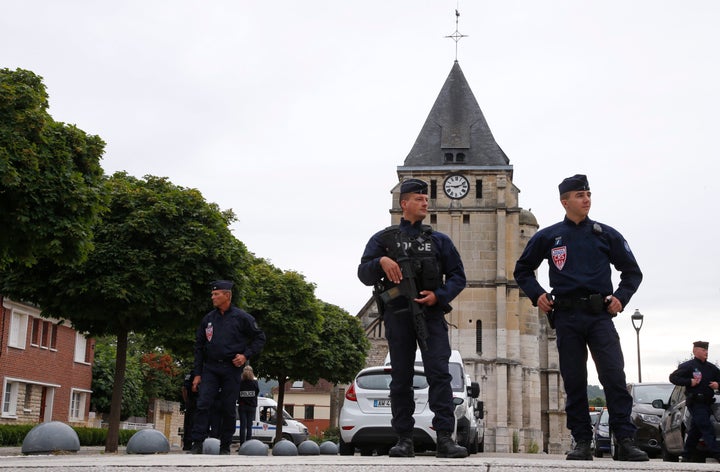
632, 384, 674, 404
356, 371, 428, 390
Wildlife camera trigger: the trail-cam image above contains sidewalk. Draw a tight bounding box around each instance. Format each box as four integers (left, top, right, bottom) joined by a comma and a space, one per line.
0, 447, 713, 472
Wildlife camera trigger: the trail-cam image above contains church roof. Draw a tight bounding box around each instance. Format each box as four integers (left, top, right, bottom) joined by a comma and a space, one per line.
402, 61, 510, 168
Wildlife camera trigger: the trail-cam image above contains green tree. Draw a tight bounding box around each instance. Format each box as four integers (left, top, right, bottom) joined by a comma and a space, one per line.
312, 302, 369, 429
0, 172, 250, 452
245, 260, 322, 442
0, 68, 107, 268
91, 336, 146, 418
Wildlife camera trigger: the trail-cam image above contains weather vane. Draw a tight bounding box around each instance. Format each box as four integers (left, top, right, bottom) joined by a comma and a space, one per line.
445, 6, 468, 62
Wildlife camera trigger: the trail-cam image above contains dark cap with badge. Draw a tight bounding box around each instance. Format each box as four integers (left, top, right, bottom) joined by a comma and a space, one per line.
211, 280, 234, 291
694, 341, 709, 350
558, 174, 590, 195
400, 178, 428, 195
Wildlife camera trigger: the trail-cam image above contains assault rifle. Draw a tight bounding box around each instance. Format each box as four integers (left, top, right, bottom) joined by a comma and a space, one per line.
376, 252, 429, 352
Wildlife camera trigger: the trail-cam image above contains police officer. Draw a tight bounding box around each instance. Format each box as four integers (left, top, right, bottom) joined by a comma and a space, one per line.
358, 178, 468, 458
181, 368, 197, 451
514, 174, 647, 462
190, 280, 266, 455
237, 365, 260, 445
669, 341, 720, 462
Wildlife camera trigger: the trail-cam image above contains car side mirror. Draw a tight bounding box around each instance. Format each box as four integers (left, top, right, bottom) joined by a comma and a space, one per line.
651, 399, 666, 410
467, 382, 480, 399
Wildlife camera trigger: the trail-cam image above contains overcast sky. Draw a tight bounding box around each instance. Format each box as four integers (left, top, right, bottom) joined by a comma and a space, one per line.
3, 1, 719, 385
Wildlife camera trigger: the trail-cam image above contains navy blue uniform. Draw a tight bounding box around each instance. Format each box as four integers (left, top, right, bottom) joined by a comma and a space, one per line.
237, 378, 260, 443
191, 306, 265, 448
669, 357, 720, 457
358, 218, 466, 434
514, 216, 642, 443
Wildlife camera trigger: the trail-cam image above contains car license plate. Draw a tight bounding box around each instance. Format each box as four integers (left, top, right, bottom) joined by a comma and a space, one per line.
373, 399, 391, 407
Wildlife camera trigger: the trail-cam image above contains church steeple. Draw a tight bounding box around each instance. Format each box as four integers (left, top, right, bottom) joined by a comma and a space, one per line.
403, 61, 509, 168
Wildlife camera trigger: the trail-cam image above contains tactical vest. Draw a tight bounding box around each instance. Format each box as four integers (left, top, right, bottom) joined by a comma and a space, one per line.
379, 225, 442, 292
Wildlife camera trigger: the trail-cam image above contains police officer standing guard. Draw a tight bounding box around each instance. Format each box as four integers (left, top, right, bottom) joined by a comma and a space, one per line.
358, 178, 468, 458
669, 341, 720, 462
190, 280, 266, 455
514, 174, 648, 461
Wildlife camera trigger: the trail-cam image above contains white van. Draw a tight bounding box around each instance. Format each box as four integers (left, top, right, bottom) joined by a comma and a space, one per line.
384, 349, 484, 453
234, 396, 309, 445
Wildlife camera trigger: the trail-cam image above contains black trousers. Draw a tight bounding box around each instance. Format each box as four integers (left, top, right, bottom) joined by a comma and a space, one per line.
383, 304, 454, 434
191, 361, 242, 447
554, 308, 635, 441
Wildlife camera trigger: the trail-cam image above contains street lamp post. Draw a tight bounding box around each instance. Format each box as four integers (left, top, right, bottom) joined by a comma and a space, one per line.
631, 309, 644, 383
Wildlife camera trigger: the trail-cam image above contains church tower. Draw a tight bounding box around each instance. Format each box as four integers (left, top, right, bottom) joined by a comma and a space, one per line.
358, 59, 567, 453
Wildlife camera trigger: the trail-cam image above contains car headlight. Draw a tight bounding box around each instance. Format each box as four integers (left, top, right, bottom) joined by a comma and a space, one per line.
638, 413, 661, 425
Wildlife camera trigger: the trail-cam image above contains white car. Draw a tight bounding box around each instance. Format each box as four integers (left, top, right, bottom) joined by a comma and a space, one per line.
339, 365, 435, 455
233, 396, 309, 445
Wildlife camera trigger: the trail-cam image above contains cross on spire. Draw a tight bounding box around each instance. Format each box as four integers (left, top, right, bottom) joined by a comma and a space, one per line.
445, 8, 468, 61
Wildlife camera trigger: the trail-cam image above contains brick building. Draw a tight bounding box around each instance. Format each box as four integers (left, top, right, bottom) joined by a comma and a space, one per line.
0, 297, 94, 425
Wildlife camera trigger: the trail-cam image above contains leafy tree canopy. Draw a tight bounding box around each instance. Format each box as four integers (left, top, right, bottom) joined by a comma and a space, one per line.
0, 68, 107, 268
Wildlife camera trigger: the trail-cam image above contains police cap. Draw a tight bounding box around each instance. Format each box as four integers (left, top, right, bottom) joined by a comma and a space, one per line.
400, 178, 428, 195
558, 174, 590, 195
693, 341, 709, 350
210, 280, 233, 291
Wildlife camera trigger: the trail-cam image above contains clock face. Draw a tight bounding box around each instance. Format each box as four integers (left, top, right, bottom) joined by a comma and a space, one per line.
443, 174, 470, 199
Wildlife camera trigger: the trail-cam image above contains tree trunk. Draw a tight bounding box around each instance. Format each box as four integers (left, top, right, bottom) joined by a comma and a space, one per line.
328, 383, 339, 430
274, 377, 286, 444
104, 328, 128, 453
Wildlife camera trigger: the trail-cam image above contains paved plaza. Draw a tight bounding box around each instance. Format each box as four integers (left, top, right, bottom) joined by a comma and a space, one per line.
0, 447, 718, 472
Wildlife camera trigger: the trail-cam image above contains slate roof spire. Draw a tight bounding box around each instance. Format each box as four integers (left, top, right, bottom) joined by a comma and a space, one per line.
403, 61, 509, 168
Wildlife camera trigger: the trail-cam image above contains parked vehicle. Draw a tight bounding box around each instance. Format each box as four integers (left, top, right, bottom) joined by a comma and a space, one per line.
593, 408, 610, 457
617, 382, 674, 459
339, 365, 435, 455
385, 349, 484, 454
653, 384, 720, 462
233, 396, 309, 445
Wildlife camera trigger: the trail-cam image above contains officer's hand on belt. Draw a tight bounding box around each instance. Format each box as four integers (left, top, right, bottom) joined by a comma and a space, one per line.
537, 293, 553, 314
380, 256, 402, 284
605, 295, 622, 316
192, 375, 201, 392
233, 353, 247, 367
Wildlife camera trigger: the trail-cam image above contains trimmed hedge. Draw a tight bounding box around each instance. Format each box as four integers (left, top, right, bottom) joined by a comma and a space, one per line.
0, 424, 137, 446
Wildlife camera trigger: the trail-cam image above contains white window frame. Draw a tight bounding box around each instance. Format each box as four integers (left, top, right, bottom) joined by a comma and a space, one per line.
74, 332, 89, 364
8, 310, 29, 349
69, 388, 91, 421
2, 381, 19, 418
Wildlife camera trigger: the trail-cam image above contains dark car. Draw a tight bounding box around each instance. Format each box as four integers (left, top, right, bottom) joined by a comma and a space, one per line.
593, 408, 610, 457
654, 384, 720, 462
616, 382, 674, 459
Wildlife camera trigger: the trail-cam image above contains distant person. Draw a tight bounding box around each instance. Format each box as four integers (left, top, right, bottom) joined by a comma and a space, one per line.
669, 341, 720, 462
237, 365, 260, 445
514, 174, 648, 462
181, 368, 198, 451
189, 280, 266, 455
358, 178, 468, 458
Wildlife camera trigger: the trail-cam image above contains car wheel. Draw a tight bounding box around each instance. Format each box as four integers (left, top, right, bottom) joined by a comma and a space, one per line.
478, 437, 484, 453
593, 444, 603, 458
359, 447, 374, 456
338, 437, 354, 456
376, 445, 390, 456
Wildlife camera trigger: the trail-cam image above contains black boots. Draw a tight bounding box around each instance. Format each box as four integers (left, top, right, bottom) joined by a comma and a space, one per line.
389, 434, 414, 457
616, 437, 649, 461
436, 431, 468, 458
566, 440, 592, 460
189, 442, 203, 454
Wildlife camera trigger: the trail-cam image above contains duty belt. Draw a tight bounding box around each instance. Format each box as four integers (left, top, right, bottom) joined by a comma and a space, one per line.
554, 293, 606, 314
